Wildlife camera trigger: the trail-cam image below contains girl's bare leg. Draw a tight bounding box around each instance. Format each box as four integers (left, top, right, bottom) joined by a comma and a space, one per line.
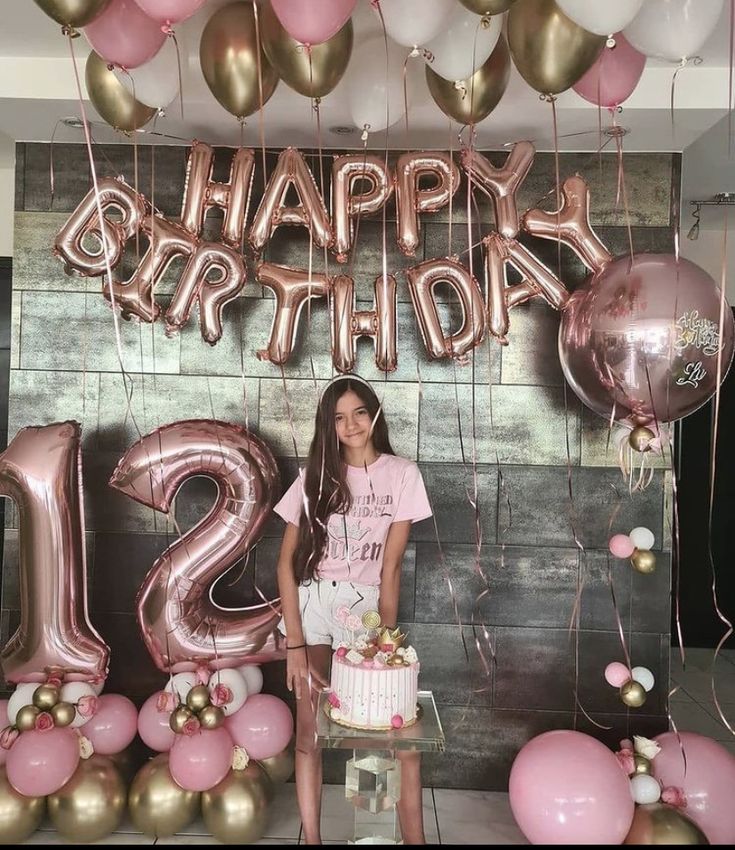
396, 750, 426, 844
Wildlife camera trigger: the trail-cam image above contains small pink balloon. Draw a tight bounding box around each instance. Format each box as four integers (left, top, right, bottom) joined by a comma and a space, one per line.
85, 0, 166, 69
271, 0, 356, 45
138, 691, 176, 752
132, 0, 206, 25
573, 33, 646, 109
82, 694, 138, 755
0, 700, 8, 767
169, 726, 233, 792
604, 661, 631, 688
609, 533, 635, 559
225, 693, 294, 761
6, 727, 80, 797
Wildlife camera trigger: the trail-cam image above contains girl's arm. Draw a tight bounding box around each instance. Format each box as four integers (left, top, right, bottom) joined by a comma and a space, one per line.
378, 520, 411, 628
276, 522, 304, 646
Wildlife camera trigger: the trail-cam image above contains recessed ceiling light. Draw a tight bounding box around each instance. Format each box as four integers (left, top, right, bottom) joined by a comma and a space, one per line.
329, 126, 356, 135
61, 117, 84, 129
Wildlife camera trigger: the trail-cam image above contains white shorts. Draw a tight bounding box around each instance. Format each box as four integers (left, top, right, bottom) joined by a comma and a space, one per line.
278, 580, 380, 649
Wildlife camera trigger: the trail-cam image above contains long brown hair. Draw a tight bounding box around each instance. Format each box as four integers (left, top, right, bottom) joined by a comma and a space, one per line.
292, 378, 394, 583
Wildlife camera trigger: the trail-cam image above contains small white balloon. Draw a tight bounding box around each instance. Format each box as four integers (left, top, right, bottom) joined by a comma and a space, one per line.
424, 4, 501, 82
630, 773, 662, 805
624, 0, 724, 63
557, 0, 644, 37
376, 0, 454, 48
90, 679, 105, 696
629, 527, 655, 551
164, 672, 198, 703
632, 666, 655, 693
6, 683, 38, 725
60, 681, 98, 727
208, 668, 248, 716
238, 664, 263, 696
115, 36, 181, 109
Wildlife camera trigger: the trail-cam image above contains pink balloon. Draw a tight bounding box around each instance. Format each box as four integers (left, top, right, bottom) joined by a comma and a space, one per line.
84, 0, 166, 69
6, 727, 80, 797
653, 731, 735, 845
509, 730, 635, 845
604, 661, 631, 687
138, 691, 176, 752
609, 533, 635, 559
0, 700, 8, 767
225, 693, 294, 760
132, 0, 206, 25
271, 0, 356, 45
169, 726, 233, 792
82, 693, 138, 755
573, 33, 646, 109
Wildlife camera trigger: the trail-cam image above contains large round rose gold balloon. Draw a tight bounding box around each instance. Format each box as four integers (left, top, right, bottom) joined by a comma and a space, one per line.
559, 254, 735, 427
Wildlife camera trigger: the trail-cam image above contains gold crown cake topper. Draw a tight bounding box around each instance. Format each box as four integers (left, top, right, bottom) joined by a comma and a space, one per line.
378, 626, 406, 650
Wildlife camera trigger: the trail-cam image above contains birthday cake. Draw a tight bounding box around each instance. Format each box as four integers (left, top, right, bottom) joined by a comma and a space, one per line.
327, 611, 419, 731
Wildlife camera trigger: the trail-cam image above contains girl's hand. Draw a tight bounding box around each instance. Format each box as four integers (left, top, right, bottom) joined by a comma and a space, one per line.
286, 647, 327, 699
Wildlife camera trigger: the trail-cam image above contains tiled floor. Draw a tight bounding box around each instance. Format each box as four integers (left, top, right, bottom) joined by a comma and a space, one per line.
22, 647, 735, 845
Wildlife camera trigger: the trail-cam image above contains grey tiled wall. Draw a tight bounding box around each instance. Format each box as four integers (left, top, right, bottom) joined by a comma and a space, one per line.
1, 143, 676, 789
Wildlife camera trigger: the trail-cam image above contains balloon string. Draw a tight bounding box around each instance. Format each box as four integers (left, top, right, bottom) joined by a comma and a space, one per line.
251, 0, 268, 194
168, 29, 185, 122
729, 0, 734, 157
611, 112, 635, 265
48, 118, 65, 209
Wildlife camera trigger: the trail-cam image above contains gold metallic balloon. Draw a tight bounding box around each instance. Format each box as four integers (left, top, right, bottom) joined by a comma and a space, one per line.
200, 1, 279, 119
426, 34, 510, 125
634, 754, 652, 775
15, 705, 40, 732
261, 3, 352, 99
170, 705, 193, 734
128, 755, 201, 838
257, 744, 295, 786
459, 0, 517, 13
33, 684, 60, 711
0, 767, 45, 845
202, 764, 271, 845
630, 425, 656, 452
85, 50, 157, 132
620, 680, 647, 708
51, 701, 76, 728
624, 803, 709, 845
199, 705, 225, 730
47, 755, 125, 843
186, 685, 211, 713
507, 0, 605, 95
33, 0, 111, 28
632, 549, 657, 575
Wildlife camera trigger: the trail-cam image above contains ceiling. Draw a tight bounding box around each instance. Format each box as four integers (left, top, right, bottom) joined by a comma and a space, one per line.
0, 0, 733, 157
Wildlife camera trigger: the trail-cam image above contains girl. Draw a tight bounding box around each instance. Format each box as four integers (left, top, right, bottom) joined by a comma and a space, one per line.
275, 375, 432, 845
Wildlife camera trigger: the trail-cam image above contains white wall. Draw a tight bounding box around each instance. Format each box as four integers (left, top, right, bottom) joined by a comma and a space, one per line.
0, 130, 14, 257
679, 227, 735, 303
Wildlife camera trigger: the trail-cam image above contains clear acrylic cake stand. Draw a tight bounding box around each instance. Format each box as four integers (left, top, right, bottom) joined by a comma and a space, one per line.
316, 690, 445, 845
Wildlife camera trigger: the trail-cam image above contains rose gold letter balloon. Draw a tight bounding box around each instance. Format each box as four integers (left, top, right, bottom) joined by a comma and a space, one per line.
396, 152, 459, 257
256, 263, 330, 364
54, 176, 145, 276
249, 148, 333, 254
331, 273, 397, 373
0, 422, 109, 684
109, 420, 282, 673
559, 253, 735, 426
331, 154, 394, 262
406, 258, 486, 359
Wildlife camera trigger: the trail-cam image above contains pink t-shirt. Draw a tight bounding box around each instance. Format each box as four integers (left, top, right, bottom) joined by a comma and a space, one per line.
273, 454, 432, 586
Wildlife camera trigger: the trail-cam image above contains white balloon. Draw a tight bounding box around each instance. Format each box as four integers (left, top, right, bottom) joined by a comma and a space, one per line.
6, 683, 38, 726
630, 773, 662, 805
375, 0, 454, 48
164, 672, 198, 703
629, 527, 655, 551
345, 34, 412, 133
557, 0, 644, 37
624, 0, 724, 62
632, 666, 655, 693
208, 668, 248, 716
60, 681, 98, 727
115, 37, 181, 109
90, 679, 105, 696
424, 4, 502, 82
238, 664, 264, 696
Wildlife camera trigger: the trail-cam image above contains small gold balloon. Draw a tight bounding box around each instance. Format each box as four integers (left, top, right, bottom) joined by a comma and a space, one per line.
629, 425, 656, 453
32, 684, 60, 711
631, 549, 657, 575
15, 705, 40, 732
129, 755, 200, 838
170, 705, 193, 734
459, 0, 517, 13
85, 50, 157, 132
199, 705, 225, 730
47, 755, 125, 843
202, 763, 271, 845
620, 679, 647, 708
361, 610, 382, 631
33, 0, 111, 28
186, 685, 211, 713
0, 767, 46, 844
634, 754, 652, 775
51, 701, 76, 728
258, 744, 295, 787
624, 802, 709, 845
